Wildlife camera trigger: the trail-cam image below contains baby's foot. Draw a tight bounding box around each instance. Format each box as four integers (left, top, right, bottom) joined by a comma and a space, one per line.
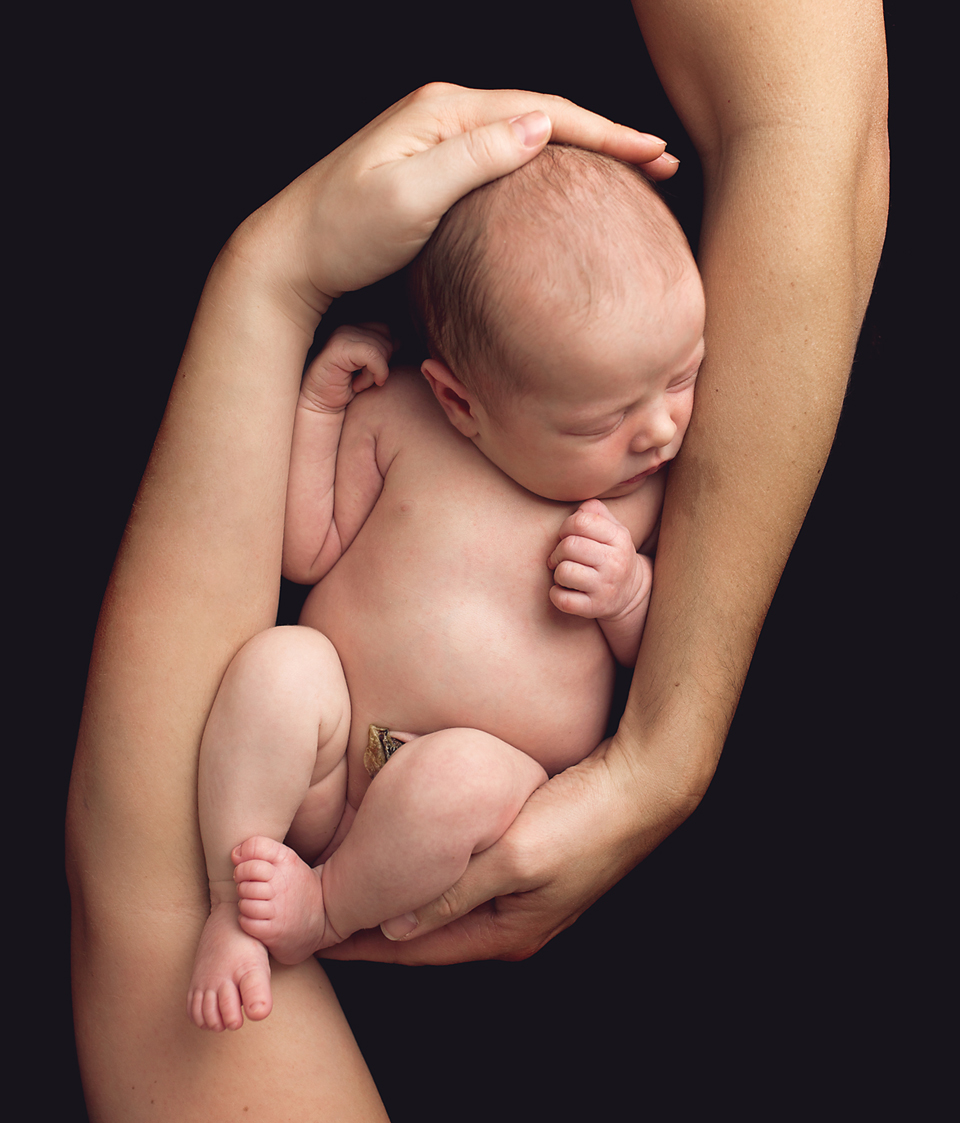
187, 901, 272, 1031
233, 836, 341, 961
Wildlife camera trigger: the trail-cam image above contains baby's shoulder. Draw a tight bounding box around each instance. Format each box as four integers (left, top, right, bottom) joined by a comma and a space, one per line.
344, 366, 440, 433
355, 365, 433, 411
342, 365, 453, 476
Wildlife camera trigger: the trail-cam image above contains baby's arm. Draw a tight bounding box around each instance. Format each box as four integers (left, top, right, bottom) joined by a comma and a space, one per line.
548, 499, 652, 667
283, 324, 393, 584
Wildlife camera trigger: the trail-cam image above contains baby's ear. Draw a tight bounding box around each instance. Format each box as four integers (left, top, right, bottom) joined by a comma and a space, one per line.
421, 359, 481, 437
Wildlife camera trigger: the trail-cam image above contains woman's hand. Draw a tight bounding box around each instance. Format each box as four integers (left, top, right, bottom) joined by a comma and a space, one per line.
321, 736, 693, 964
233, 82, 675, 324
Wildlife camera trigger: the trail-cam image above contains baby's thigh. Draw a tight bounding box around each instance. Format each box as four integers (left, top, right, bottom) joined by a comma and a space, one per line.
371, 728, 548, 851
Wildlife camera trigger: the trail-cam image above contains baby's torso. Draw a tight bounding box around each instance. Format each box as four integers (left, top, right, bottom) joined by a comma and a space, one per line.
298, 372, 664, 804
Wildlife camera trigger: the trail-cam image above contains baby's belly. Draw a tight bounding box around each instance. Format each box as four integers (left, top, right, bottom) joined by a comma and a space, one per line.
299, 534, 615, 792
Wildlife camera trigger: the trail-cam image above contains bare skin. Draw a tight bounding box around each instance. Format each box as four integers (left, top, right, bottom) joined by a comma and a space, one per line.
322, 1, 889, 969
68, 84, 675, 1118
67, 6, 888, 1117
233, 728, 550, 957
188, 249, 703, 1028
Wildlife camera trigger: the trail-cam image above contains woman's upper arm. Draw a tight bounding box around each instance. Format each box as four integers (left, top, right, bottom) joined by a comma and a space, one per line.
632, 0, 889, 313
631, 0, 888, 143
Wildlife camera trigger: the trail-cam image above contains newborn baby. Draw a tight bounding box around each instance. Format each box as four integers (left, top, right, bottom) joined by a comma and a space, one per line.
188, 144, 705, 1031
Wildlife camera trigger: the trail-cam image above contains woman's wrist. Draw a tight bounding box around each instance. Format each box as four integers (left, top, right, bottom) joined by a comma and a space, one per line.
217, 215, 332, 344
603, 683, 725, 846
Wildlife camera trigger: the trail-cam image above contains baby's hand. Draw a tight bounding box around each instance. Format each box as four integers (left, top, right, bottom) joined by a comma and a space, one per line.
547, 499, 652, 623
299, 323, 395, 415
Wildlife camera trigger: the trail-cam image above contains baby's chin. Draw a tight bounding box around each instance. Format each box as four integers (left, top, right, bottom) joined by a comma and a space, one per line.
514, 466, 662, 504
518, 480, 600, 504
539, 480, 649, 504
596, 464, 666, 500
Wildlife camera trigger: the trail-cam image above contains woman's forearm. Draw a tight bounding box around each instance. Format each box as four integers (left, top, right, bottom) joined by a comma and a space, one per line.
615, 0, 889, 804
69, 245, 314, 905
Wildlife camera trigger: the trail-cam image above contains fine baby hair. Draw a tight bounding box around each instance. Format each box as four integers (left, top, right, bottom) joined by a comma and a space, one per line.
408, 143, 694, 413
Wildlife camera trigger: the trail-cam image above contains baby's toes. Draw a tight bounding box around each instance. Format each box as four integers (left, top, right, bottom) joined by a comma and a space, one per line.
232, 835, 284, 866
237, 906, 279, 943
190, 984, 237, 1032
235, 868, 276, 897
237, 895, 274, 921
234, 857, 280, 887
188, 986, 211, 1031
215, 981, 244, 1031
238, 966, 272, 1022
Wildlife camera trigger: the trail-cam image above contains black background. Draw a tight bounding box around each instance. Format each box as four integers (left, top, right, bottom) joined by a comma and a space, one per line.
20, 2, 934, 1118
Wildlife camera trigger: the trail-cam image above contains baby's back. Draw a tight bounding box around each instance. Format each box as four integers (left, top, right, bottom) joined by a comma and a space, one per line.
299, 372, 662, 797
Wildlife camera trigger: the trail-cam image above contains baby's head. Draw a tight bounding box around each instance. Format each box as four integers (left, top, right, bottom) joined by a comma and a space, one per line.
408, 144, 705, 503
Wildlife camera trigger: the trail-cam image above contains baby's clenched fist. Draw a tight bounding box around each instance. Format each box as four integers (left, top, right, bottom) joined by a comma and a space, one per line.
547, 500, 653, 666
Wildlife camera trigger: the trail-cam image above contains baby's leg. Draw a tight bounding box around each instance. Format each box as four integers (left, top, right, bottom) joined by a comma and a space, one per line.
282, 728, 546, 947
187, 626, 350, 1031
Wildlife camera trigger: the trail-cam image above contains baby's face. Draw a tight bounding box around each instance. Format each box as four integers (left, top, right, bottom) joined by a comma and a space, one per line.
469, 267, 705, 504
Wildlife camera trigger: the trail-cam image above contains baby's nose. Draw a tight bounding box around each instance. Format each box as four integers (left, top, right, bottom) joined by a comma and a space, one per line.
631, 407, 677, 453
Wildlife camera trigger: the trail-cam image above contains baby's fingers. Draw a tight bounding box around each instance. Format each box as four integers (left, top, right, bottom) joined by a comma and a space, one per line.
301, 330, 392, 410
549, 550, 606, 619
548, 535, 606, 572
549, 583, 599, 619
338, 324, 395, 389
556, 500, 624, 546
349, 358, 390, 393
349, 322, 398, 360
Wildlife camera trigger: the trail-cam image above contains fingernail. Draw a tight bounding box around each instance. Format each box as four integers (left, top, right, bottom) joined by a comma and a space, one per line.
381, 913, 418, 941
636, 131, 667, 145
509, 111, 550, 148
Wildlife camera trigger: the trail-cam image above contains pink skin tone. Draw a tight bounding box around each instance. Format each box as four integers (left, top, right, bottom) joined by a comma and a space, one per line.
188, 624, 548, 1031
420, 278, 703, 506
188, 262, 705, 1031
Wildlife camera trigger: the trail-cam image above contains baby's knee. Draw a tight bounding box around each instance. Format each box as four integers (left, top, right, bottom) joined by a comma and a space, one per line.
230, 625, 343, 689
238, 624, 338, 664
385, 729, 544, 837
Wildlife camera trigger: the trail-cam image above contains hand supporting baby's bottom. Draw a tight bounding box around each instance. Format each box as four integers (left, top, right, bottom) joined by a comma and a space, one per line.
190, 728, 547, 1030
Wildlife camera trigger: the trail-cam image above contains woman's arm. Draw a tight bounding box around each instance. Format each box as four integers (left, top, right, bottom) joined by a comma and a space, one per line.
614, 0, 890, 820
324, 1, 889, 964
65, 84, 670, 1120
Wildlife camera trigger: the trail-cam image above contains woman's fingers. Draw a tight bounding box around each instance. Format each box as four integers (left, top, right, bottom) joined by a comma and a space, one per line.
386, 82, 668, 165
383, 111, 553, 222
638, 151, 681, 180
271, 83, 673, 301
321, 747, 626, 966
391, 85, 672, 216
321, 848, 557, 966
